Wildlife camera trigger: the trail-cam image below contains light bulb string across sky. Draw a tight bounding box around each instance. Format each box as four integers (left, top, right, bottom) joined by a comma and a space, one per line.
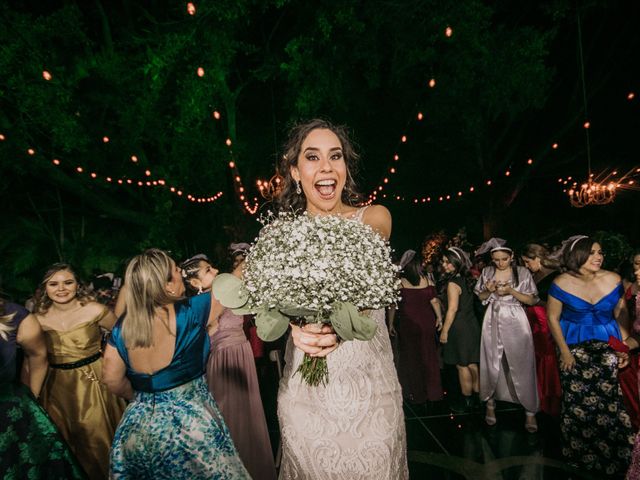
0, 132, 223, 204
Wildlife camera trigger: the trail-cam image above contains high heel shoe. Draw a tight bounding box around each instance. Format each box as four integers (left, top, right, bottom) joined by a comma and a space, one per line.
525, 412, 538, 433
485, 399, 496, 426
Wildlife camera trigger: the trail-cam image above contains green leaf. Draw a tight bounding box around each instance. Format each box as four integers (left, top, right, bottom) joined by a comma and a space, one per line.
349, 308, 378, 341
330, 302, 355, 341
331, 302, 378, 341
255, 308, 290, 342
231, 305, 255, 316
211, 273, 248, 309
278, 306, 318, 318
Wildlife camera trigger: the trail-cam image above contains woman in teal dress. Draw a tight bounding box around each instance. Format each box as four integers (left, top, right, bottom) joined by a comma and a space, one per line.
0, 299, 85, 479
547, 236, 634, 476
102, 249, 249, 479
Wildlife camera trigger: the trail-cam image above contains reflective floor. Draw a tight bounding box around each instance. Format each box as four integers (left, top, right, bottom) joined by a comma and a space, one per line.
258, 357, 606, 480
403, 399, 601, 480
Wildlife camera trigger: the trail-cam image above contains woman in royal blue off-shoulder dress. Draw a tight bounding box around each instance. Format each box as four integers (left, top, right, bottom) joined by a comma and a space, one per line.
102, 249, 249, 479
546, 236, 633, 476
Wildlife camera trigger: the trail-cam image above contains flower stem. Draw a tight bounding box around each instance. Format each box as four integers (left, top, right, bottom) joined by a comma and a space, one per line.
295, 353, 329, 386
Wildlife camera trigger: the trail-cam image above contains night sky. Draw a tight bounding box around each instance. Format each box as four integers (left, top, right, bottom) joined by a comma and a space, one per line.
0, 0, 638, 298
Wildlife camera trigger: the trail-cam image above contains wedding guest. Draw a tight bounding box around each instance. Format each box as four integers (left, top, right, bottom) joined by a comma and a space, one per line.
438, 247, 481, 413
181, 253, 276, 480
547, 236, 634, 476
102, 249, 249, 479
623, 249, 640, 321
389, 249, 443, 405
273, 119, 408, 479
521, 243, 563, 417
1, 298, 86, 479
34, 263, 126, 479
229, 243, 251, 270
626, 258, 640, 479
474, 238, 539, 432
618, 248, 640, 430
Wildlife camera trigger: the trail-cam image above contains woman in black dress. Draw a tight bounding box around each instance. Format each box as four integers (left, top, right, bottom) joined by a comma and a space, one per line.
439, 247, 481, 412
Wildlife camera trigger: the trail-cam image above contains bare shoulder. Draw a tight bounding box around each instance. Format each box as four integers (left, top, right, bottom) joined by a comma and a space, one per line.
552, 272, 572, 288
82, 301, 108, 316
362, 204, 392, 240
599, 270, 621, 285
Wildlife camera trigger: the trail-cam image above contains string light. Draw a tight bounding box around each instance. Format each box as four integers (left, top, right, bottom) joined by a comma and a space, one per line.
131, 155, 138, 163
213, 111, 221, 120
102, 136, 110, 143
186, 2, 196, 15
42, 71, 52, 81
22, 139, 227, 204
428, 78, 436, 88
445, 26, 453, 37
197, 67, 205, 77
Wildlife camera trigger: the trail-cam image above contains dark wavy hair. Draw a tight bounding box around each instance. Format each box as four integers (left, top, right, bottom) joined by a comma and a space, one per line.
272, 118, 362, 213
401, 253, 424, 287
439, 249, 475, 294
620, 248, 640, 283
562, 236, 597, 274
33, 263, 95, 315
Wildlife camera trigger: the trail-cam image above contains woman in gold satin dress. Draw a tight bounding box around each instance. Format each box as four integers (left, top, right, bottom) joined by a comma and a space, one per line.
34, 263, 126, 479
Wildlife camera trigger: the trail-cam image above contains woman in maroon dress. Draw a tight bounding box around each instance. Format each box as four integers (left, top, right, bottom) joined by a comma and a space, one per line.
621, 249, 640, 431
389, 250, 443, 404
521, 243, 562, 417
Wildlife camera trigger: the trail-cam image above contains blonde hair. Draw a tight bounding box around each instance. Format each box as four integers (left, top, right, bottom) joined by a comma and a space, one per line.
522, 243, 561, 271
123, 249, 180, 349
0, 300, 16, 341
33, 263, 95, 315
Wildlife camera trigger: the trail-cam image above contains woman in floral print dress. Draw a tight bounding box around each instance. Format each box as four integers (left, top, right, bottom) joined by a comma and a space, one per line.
102, 249, 249, 479
546, 236, 634, 476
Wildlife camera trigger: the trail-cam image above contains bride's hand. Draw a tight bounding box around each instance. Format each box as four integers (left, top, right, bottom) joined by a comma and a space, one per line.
291, 324, 339, 357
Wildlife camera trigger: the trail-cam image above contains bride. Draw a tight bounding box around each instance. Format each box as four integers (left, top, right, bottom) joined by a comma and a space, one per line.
273, 119, 408, 479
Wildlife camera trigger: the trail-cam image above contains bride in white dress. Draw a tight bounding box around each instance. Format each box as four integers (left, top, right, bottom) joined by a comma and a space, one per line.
273, 119, 408, 480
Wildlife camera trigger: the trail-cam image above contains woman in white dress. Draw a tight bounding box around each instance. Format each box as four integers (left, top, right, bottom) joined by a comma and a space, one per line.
273, 119, 408, 480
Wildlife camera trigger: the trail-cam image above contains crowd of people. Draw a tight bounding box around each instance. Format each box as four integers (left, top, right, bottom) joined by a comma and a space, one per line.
1, 118, 639, 479
394, 234, 640, 477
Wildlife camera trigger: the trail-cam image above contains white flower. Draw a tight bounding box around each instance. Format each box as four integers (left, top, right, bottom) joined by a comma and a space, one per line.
242, 211, 400, 316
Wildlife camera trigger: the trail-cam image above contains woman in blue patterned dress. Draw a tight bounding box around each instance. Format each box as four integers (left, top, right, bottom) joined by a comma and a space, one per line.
102, 249, 249, 479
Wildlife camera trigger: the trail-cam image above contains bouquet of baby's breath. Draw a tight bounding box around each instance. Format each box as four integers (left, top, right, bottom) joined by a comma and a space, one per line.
213, 211, 400, 386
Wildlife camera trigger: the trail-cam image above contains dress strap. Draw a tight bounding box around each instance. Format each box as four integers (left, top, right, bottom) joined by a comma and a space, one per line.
354, 205, 370, 222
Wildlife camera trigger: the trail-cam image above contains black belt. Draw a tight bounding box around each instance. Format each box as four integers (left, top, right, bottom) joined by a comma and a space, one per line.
50, 351, 101, 370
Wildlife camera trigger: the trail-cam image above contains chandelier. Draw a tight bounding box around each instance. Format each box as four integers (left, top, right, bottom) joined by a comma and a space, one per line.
565, 167, 640, 207
568, 178, 616, 207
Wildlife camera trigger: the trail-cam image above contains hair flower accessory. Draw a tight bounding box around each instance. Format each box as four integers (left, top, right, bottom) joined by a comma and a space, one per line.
398, 250, 416, 269
475, 238, 511, 256
229, 243, 251, 256
548, 235, 589, 260
448, 247, 472, 268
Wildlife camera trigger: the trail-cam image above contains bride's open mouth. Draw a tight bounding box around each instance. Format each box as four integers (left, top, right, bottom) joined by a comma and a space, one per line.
314, 179, 337, 200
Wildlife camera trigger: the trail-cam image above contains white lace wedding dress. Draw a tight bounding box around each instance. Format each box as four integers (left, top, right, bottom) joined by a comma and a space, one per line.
277, 210, 408, 479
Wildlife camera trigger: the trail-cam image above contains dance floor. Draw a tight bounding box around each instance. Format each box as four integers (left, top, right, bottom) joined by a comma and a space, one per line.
258, 358, 601, 480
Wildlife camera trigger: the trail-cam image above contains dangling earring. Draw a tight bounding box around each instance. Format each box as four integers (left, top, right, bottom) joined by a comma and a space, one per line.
197, 285, 203, 294
295, 180, 302, 195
